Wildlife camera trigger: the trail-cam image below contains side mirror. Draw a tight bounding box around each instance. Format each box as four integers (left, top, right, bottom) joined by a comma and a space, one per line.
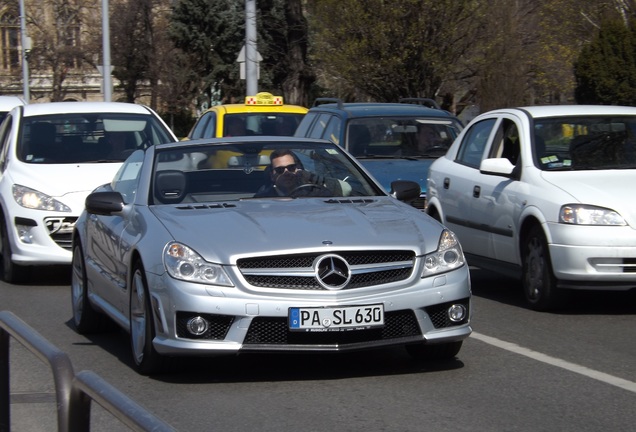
390, 180, 421, 202
85, 191, 125, 215
479, 158, 515, 177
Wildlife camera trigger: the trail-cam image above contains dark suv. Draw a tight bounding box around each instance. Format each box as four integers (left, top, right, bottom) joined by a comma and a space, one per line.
294, 98, 463, 209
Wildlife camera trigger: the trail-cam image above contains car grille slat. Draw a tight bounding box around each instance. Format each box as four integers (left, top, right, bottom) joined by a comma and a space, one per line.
237, 250, 415, 290
44, 217, 77, 251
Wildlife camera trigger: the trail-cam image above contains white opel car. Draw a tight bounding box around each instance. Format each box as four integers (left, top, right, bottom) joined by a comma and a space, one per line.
427, 105, 636, 310
0, 102, 177, 283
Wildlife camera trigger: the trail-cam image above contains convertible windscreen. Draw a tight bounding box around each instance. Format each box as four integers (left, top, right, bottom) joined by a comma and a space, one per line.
151, 143, 384, 204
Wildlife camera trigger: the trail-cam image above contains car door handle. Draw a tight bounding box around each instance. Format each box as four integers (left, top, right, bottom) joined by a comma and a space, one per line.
473, 185, 481, 198
443, 177, 450, 189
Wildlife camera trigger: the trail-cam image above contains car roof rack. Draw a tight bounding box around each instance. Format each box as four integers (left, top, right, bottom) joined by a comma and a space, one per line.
313, 97, 344, 109
398, 97, 441, 110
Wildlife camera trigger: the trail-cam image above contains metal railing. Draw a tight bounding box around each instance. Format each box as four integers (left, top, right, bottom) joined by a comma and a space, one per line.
0, 310, 175, 432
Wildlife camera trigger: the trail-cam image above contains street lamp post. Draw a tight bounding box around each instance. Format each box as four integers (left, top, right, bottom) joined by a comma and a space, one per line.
18, 0, 30, 103
101, 0, 112, 101
245, 0, 258, 95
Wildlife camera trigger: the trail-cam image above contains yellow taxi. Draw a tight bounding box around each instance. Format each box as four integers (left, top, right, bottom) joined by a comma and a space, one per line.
187, 92, 308, 139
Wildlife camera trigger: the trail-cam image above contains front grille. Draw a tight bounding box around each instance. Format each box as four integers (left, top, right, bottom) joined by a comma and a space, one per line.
44, 217, 77, 251
238, 250, 415, 290
176, 312, 234, 340
425, 298, 470, 328
243, 310, 421, 346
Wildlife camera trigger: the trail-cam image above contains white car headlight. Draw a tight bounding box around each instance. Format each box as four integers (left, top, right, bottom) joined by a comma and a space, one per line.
12, 184, 71, 212
560, 204, 626, 226
164, 242, 234, 286
421, 229, 465, 277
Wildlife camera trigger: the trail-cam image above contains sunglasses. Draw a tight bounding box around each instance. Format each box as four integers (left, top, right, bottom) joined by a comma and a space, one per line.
273, 163, 298, 175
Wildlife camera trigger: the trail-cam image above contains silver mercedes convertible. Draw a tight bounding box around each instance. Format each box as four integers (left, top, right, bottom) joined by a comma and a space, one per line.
71, 136, 472, 374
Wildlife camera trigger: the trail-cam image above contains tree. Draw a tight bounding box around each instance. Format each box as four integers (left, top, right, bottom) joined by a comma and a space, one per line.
168, 0, 312, 109
26, 0, 100, 102
306, 0, 480, 105
110, 0, 155, 104
574, 18, 636, 104
257, 0, 314, 106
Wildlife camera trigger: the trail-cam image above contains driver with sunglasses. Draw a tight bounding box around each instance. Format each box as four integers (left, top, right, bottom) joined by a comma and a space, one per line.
255, 149, 350, 197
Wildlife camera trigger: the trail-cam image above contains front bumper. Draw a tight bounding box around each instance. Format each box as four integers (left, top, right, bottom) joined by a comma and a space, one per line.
547, 222, 636, 289
147, 265, 472, 356
7, 211, 76, 265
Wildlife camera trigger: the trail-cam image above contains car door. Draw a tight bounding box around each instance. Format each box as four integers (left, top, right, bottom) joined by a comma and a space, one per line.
471, 115, 527, 265
436, 117, 497, 257
85, 151, 144, 315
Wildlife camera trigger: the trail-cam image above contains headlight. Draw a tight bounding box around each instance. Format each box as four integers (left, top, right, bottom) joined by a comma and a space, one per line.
164, 242, 233, 286
560, 204, 626, 226
421, 229, 465, 277
12, 184, 71, 212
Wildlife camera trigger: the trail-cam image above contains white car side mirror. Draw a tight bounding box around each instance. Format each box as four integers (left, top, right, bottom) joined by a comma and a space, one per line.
479, 158, 515, 177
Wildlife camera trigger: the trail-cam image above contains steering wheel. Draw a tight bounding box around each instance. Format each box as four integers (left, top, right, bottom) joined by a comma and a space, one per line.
288, 183, 332, 197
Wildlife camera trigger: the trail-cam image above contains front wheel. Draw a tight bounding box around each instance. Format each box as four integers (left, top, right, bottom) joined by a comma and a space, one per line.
522, 225, 562, 311
129, 261, 167, 375
71, 242, 104, 333
0, 218, 27, 284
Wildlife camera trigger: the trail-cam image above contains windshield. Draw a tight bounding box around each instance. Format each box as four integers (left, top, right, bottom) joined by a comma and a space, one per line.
152, 141, 384, 204
19, 113, 175, 164
535, 116, 636, 170
224, 113, 304, 137
347, 117, 462, 158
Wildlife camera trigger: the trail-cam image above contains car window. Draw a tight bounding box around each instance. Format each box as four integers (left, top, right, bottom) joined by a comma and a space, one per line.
0, 115, 12, 172
321, 115, 341, 145
347, 117, 461, 158
111, 150, 145, 204
294, 112, 319, 137
456, 118, 497, 168
223, 113, 304, 137
308, 113, 332, 139
18, 113, 175, 164
488, 118, 520, 165
534, 115, 636, 170
190, 112, 215, 139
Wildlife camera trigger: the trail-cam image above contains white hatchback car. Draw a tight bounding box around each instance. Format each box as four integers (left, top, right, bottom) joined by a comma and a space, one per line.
0, 95, 25, 124
0, 101, 177, 283
427, 105, 636, 310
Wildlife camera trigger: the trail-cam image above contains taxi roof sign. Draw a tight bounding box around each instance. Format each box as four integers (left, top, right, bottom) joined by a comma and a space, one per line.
245, 92, 283, 106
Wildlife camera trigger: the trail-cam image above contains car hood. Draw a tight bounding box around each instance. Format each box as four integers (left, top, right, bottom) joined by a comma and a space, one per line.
541, 170, 636, 225
8, 162, 122, 212
358, 159, 434, 194
150, 198, 441, 263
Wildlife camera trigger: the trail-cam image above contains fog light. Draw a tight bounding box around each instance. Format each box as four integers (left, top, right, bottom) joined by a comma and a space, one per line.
16, 225, 34, 244
186, 316, 209, 335
448, 304, 467, 322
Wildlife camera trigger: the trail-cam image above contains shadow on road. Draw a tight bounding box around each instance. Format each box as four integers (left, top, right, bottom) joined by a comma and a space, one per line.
65, 319, 467, 383
469, 267, 636, 315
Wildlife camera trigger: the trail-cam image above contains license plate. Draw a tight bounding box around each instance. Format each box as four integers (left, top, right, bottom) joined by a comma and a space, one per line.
288, 304, 384, 332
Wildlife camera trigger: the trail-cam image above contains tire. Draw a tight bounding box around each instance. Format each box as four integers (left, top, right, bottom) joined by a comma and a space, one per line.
71, 242, 104, 333
522, 225, 562, 311
0, 218, 27, 284
129, 261, 167, 375
406, 341, 463, 361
